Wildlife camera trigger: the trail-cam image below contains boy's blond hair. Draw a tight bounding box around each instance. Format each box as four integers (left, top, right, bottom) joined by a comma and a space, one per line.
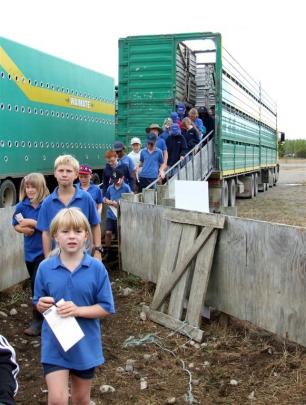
49, 207, 93, 256
19, 173, 49, 205
54, 155, 79, 173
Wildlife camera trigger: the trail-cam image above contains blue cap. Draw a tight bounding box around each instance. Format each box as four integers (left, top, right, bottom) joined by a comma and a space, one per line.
147, 132, 157, 143
170, 123, 181, 135
170, 112, 179, 123
113, 141, 124, 151
177, 103, 186, 114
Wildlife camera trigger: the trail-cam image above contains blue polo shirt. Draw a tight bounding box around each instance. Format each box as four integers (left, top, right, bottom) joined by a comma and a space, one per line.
118, 155, 135, 175
12, 198, 43, 262
76, 183, 103, 205
37, 186, 100, 232
156, 137, 167, 152
104, 182, 132, 220
140, 148, 164, 179
33, 253, 115, 369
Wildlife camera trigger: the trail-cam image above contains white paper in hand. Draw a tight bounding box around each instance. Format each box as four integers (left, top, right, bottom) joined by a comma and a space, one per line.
15, 213, 24, 223
109, 206, 118, 218
43, 299, 84, 352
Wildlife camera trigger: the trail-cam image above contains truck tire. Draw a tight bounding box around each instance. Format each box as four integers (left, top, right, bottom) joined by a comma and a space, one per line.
0, 180, 17, 207
222, 180, 229, 208
253, 173, 258, 196
268, 169, 274, 188
91, 173, 100, 185
228, 179, 236, 207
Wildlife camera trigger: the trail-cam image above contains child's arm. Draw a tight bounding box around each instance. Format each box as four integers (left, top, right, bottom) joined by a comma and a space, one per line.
14, 224, 35, 236
57, 302, 111, 319
96, 203, 103, 216
19, 218, 37, 228
42, 231, 52, 258
91, 224, 102, 259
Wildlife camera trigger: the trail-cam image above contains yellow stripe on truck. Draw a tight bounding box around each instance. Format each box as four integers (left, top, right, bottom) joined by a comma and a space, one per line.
0, 47, 115, 115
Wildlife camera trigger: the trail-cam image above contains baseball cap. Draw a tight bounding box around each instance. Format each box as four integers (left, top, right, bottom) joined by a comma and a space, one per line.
113, 141, 125, 151
79, 164, 92, 175
111, 168, 124, 182
147, 132, 157, 143
130, 137, 141, 145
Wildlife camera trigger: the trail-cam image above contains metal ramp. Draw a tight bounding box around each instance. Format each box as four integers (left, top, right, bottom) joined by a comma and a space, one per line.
143, 130, 214, 205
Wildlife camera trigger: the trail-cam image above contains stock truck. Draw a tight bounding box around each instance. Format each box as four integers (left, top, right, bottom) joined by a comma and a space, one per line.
0, 37, 115, 207
117, 32, 280, 211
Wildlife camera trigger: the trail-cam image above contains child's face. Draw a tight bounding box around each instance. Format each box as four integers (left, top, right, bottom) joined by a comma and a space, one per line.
54, 164, 77, 187
55, 227, 88, 254
132, 143, 141, 153
114, 177, 124, 187
79, 173, 91, 187
25, 184, 38, 201
107, 157, 118, 168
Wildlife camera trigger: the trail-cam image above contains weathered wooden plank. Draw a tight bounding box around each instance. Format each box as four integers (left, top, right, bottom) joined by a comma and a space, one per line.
164, 209, 225, 229
121, 193, 138, 202
156, 185, 168, 205
143, 305, 204, 342
151, 226, 214, 310
168, 225, 198, 320
186, 230, 218, 327
143, 189, 156, 204
153, 222, 183, 309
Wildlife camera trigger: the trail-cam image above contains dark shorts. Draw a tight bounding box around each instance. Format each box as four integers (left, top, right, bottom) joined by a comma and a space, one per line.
105, 217, 117, 233
42, 363, 95, 380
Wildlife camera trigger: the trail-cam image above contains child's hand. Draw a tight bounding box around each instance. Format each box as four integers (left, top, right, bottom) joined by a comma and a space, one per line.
37, 296, 55, 313
57, 301, 79, 318
23, 227, 35, 236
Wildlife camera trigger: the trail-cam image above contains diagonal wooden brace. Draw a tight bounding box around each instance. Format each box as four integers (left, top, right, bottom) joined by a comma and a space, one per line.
151, 226, 215, 311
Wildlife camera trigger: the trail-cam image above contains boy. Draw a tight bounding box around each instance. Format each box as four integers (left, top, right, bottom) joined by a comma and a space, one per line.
37, 155, 102, 259
113, 141, 135, 191
77, 164, 103, 216
128, 137, 142, 167
136, 133, 166, 191
103, 168, 131, 259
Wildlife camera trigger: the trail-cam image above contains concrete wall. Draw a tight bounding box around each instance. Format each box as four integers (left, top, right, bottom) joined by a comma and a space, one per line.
0, 207, 28, 291
120, 200, 306, 347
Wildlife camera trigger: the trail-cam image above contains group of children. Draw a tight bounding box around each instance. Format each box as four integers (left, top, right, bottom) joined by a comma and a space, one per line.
10, 154, 120, 404
2, 103, 214, 404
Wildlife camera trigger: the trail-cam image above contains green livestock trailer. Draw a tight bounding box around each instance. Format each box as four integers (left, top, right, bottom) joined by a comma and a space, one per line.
117, 32, 279, 210
0, 37, 115, 207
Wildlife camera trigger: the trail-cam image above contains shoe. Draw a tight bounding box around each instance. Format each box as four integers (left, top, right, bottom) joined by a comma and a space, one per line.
24, 325, 41, 336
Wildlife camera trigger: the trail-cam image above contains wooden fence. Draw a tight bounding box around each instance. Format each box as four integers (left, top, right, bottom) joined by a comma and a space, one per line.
120, 200, 306, 347
0, 207, 27, 291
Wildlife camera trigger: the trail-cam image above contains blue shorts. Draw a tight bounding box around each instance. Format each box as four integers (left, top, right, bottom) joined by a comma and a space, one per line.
42, 363, 95, 380
105, 217, 117, 233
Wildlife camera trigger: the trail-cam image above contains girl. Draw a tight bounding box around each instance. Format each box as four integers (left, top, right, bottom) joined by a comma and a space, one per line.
33, 208, 115, 405
12, 173, 49, 336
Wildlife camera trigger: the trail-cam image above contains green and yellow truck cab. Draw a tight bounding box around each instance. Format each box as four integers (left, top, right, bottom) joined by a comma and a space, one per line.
0, 37, 115, 206
117, 32, 280, 211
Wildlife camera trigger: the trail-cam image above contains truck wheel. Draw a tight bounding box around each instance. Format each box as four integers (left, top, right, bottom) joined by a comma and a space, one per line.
222, 180, 229, 208
0, 180, 17, 207
253, 173, 258, 196
268, 169, 274, 188
228, 179, 236, 207
91, 173, 100, 185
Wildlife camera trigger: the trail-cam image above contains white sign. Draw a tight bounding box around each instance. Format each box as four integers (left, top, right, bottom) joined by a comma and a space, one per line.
174, 180, 209, 213
43, 299, 85, 352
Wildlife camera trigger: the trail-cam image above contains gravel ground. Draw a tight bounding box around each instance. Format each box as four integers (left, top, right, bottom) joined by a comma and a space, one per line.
237, 159, 306, 226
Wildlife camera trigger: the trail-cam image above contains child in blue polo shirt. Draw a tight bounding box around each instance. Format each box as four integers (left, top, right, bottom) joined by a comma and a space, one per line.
34, 207, 115, 405
77, 164, 103, 216
37, 155, 102, 259
136, 132, 166, 191
103, 168, 131, 259
12, 172, 49, 336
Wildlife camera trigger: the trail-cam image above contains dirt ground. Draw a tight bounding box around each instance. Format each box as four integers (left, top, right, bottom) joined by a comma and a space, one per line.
2, 159, 306, 405
237, 159, 306, 227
